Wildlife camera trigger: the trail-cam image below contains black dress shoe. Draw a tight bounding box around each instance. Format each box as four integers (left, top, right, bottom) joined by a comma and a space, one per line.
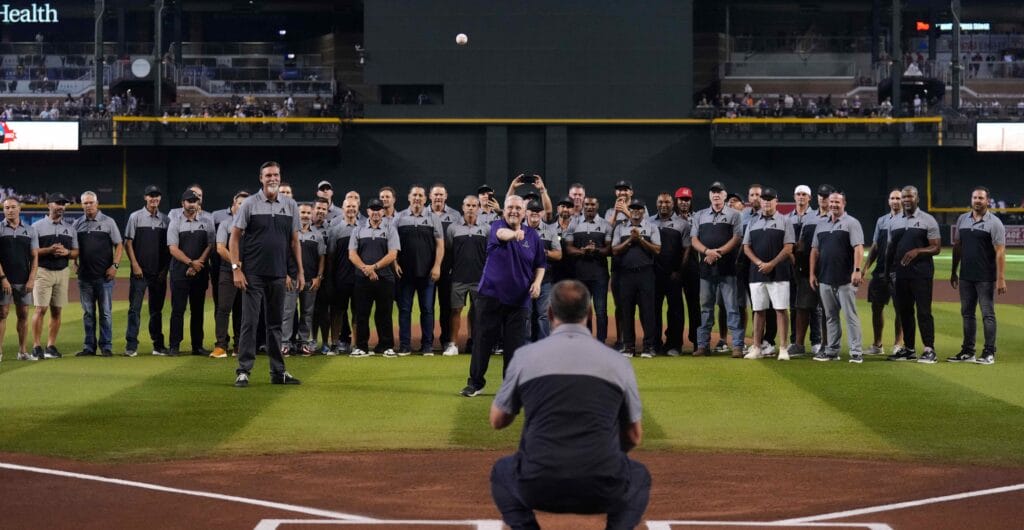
75, 350, 96, 357
166, 347, 180, 357
100, 349, 114, 357
270, 372, 301, 385
192, 347, 212, 356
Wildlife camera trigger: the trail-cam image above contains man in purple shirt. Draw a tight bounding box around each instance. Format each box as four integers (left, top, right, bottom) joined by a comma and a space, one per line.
461, 195, 546, 397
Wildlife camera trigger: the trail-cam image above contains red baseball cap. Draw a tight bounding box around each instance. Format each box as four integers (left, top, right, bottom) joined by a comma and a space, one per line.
674, 187, 693, 199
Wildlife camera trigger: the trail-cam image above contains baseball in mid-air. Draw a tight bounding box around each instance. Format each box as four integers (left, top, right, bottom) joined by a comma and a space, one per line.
456, 33, 468, 45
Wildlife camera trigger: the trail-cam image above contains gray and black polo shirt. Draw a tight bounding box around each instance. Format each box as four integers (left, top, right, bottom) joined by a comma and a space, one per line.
216, 215, 237, 276
493, 322, 642, 490
650, 213, 691, 275
743, 214, 796, 283
327, 219, 361, 286
348, 222, 401, 281
294, 226, 327, 281
532, 222, 560, 284
32, 216, 77, 272
565, 216, 613, 282
327, 203, 344, 221
870, 212, 900, 278
612, 220, 662, 270
394, 208, 444, 279
887, 209, 941, 280
73, 211, 123, 281
233, 190, 301, 278
811, 213, 865, 286
787, 207, 817, 254
955, 211, 1006, 283
429, 205, 463, 234
0, 220, 39, 285
124, 207, 170, 275
211, 208, 232, 230
547, 218, 577, 283
446, 219, 489, 284
167, 213, 216, 281
478, 210, 500, 227
690, 206, 743, 277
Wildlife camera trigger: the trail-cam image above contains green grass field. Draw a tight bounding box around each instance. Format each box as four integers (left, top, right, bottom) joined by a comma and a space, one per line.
1, 297, 1022, 467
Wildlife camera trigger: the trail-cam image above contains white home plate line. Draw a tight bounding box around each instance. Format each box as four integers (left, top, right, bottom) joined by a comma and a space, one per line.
0, 462, 376, 523
775, 482, 1024, 524
253, 519, 505, 530
645, 522, 891, 530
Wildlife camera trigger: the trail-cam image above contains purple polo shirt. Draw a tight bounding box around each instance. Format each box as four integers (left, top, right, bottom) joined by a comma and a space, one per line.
477, 218, 547, 308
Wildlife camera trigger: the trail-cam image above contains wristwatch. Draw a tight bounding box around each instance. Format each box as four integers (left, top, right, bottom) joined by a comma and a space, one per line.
231, 263, 241, 271
112, 263, 119, 269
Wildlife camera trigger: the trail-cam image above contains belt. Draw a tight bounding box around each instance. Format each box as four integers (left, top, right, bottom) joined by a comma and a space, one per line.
41, 266, 68, 272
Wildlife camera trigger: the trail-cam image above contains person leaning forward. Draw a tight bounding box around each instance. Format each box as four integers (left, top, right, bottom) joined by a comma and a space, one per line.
489, 279, 651, 530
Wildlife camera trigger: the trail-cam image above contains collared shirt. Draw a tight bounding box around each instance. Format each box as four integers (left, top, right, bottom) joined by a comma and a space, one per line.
327, 218, 361, 285
124, 207, 170, 275
887, 209, 941, 279
796, 209, 827, 271
446, 218, 490, 284
326, 204, 344, 221
478, 219, 546, 308
0, 219, 39, 284
743, 213, 796, 283
870, 211, 900, 278
478, 210, 500, 227
167, 213, 216, 280
394, 207, 444, 279
547, 217, 578, 283
294, 226, 327, 281
955, 211, 1006, 282
612, 220, 662, 270
73, 211, 122, 281
812, 213, 864, 286
492, 322, 641, 488
690, 206, 743, 277
215, 213, 237, 275
32, 215, 77, 271
564, 215, 613, 281
531, 222, 561, 283
348, 221, 401, 281
787, 206, 816, 250
233, 189, 301, 278
649, 213, 691, 274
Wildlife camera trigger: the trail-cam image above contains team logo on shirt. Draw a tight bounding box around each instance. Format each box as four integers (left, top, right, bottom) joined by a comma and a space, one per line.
279, 207, 287, 215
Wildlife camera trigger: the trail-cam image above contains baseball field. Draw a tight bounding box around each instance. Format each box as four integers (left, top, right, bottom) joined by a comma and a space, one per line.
1, 249, 1023, 529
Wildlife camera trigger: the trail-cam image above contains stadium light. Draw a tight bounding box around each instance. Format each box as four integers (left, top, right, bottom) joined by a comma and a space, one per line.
278, 29, 286, 36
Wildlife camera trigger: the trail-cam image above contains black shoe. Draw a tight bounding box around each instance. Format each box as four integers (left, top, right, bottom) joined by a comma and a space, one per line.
234, 373, 249, 387
151, 347, 170, 356
75, 350, 96, 357
886, 348, 917, 361
917, 350, 938, 364
44, 345, 62, 359
100, 349, 114, 357
192, 347, 211, 356
270, 372, 301, 385
166, 347, 180, 357
946, 350, 975, 363
975, 352, 995, 365
812, 352, 840, 362
32, 346, 45, 360
459, 385, 481, 397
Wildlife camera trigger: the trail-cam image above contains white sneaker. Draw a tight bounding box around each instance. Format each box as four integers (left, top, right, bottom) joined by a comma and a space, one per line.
349, 348, 369, 358
811, 343, 822, 354
743, 345, 763, 360
777, 345, 790, 361
442, 343, 459, 356
761, 341, 776, 356
864, 345, 885, 355
666, 348, 681, 357
382, 349, 397, 358
17, 352, 37, 361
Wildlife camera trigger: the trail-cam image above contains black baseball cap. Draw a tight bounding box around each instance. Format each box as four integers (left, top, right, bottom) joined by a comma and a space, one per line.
48, 192, 70, 204
526, 200, 544, 212
760, 187, 778, 201
522, 191, 541, 202
614, 180, 633, 190
144, 185, 162, 197
726, 192, 743, 203
628, 198, 646, 210
709, 181, 727, 192
557, 196, 574, 207
317, 180, 333, 191
181, 190, 200, 202
366, 198, 385, 211
817, 184, 836, 197
477, 184, 494, 194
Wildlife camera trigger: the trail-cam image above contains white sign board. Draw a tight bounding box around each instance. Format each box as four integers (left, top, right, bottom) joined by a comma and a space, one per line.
976, 122, 1024, 152
0, 121, 79, 151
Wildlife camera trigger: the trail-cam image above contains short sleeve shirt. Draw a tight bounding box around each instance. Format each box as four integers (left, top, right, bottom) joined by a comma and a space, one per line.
0, 220, 39, 284
348, 221, 401, 280
534, 222, 561, 283
167, 214, 216, 280
477, 220, 546, 308
887, 209, 941, 279
565, 216, 613, 281
690, 206, 743, 277
393, 208, 444, 279
870, 212, 899, 277
296, 226, 327, 281
612, 220, 662, 269
743, 214, 796, 282
73, 211, 123, 281
649, 213, 690, 274
232, 190, 301, 278
955, 211, 1006, 282
32, 216, 77, 271
215, 216, 236, 275
125, 207, 170, 275
492, 323, 642, 489
327, 218, 361, 285
812, 213, 865, 286
446, 219, 490, 284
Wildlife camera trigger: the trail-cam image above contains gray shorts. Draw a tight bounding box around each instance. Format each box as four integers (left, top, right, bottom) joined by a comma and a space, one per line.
451, 281, 478, 309
2, 283, 34, 306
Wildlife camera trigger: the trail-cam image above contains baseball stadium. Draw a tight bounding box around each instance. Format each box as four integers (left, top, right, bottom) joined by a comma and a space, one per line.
2, 1, 1024, 529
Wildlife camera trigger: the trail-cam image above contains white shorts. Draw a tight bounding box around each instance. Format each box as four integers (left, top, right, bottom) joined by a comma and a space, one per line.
750, 281, 790, 311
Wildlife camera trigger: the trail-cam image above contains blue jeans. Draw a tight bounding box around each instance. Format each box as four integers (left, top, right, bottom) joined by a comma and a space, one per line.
698, 275, 743, 348
528, 281, 554, 342
79, 278, 114, 352
397, 275, 435, 350
580, 278, 609, 343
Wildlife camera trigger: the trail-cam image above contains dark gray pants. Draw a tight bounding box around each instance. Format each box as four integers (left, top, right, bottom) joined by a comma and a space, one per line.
236, 275, 287, 377
960, 280, 997, 354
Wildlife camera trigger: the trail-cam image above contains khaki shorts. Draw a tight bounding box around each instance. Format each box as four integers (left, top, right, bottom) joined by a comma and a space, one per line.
33, 267, 70, 308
